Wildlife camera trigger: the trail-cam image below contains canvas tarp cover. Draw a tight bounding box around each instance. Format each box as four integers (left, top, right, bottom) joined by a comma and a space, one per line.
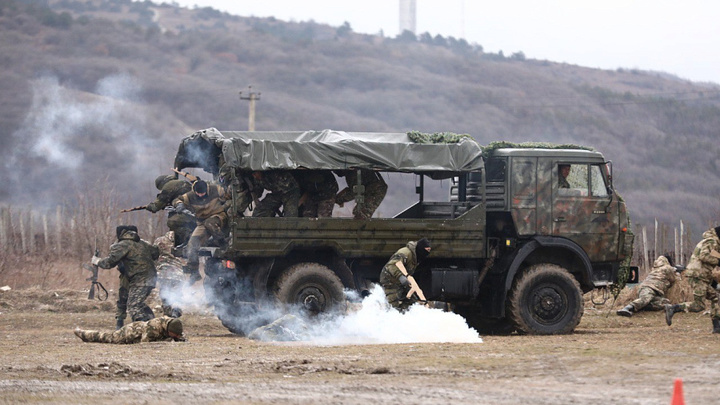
175, 128, 484, 173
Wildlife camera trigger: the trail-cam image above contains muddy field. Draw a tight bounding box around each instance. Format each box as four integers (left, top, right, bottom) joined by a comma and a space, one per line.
0, 288, 719, 405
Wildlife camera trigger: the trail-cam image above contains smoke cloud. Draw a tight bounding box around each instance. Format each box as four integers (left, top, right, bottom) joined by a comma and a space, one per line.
305, 285, 483, 345
5, 74, 172, 207
161, 277, 482, 345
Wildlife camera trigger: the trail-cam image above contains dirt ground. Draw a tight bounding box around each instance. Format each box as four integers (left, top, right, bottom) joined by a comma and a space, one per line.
0, 288, 719, 405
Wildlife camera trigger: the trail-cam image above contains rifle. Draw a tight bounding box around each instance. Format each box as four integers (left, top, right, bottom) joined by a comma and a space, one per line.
172, 167, 199, 183
82, 238, 108, 301
395, 261, 429, 305
120, 205, 148, 213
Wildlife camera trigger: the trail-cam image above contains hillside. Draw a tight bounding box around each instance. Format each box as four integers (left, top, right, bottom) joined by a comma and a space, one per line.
1, 0, 720, 239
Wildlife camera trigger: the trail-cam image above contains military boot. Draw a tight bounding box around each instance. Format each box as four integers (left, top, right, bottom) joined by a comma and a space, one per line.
712, 318, 720, 334
616, 304, 635, 317
184, 263, 202, 286
115, 318, 124, 330
664, 304, 683, 326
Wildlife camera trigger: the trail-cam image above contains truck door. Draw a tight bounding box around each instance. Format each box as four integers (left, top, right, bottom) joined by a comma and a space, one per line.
510, 157, 537, 235
552, 162, 619, 262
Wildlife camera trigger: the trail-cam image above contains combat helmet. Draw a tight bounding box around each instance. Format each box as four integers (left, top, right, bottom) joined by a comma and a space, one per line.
167, 318, 184, 340
155, 174, 175, 190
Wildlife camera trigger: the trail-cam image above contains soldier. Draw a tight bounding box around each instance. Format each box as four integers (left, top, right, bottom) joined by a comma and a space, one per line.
173, 179, 229, 284
558, 164, 571, 189
111, 225, 136, 330
154, 231, 185, 318
617, 254, 678, 317
379, 238, 431, 312
74, 316, 185, 344
92, 226, 159, 322
294, 170, 338, 217
218, 165, 254, 217
665, 226, 720, 333
335, 169, 388, 219
146, 174, 196, 247
251, 171, 301, 217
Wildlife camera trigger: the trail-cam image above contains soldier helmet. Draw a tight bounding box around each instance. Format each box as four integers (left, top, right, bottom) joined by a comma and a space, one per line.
116, 225, 138, 240
167, 318, 184, 337
155, 175, 175, 190
193, 179, 208, 195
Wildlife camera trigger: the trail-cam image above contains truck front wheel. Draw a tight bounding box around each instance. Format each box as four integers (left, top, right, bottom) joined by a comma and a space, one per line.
274, 263, 345, 315
507, 264, 583, 335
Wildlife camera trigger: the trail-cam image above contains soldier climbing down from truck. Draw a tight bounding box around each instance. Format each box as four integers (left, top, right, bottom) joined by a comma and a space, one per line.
173, 179, 230, 285
138, 173, 196, 248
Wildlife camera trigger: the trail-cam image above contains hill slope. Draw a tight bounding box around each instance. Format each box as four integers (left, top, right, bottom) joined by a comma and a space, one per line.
1, 0, 720, 239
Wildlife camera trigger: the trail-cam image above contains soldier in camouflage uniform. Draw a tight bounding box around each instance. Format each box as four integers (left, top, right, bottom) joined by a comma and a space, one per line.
154, 231, 185, 318
173, 179, 230, 284
74, 316, 185, 344
92, 227, 159, 322
665, 226, 720, 333
617, 254, 678, 316
294, 170, 338, 217
251, 171, 301, 217
335, 169, 388, 219
146, 174, 196, 247
379, 238, 431, 312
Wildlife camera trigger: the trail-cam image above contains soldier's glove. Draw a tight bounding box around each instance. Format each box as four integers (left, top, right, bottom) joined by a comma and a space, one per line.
91, 256, 101, 266
175, 202, 193, 216
398, 275, 411, 290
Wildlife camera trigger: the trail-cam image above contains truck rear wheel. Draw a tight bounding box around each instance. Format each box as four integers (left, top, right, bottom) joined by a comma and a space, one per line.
274, 263, 345, 315
507, 264, 583, 335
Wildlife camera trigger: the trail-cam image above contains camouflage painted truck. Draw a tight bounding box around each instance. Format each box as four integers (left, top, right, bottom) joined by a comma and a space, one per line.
173, 128, 634, 335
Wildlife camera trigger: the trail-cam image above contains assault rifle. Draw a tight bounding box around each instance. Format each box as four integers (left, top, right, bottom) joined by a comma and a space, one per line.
82, 238, 108, 301
172, 167, 199, 183
120, 205, 148, 213
394, 261, 429, 306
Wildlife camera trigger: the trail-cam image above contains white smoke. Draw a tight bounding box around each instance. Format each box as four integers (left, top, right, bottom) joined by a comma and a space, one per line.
304, 285, 483, 345
157, 273, 482, 345
14, 74, 149, 169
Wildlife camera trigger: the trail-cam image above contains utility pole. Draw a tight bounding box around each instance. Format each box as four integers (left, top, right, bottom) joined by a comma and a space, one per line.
239, 86, 261, 131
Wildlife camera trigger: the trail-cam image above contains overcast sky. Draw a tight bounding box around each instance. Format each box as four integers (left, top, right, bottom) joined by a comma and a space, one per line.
159, 0, 720, 85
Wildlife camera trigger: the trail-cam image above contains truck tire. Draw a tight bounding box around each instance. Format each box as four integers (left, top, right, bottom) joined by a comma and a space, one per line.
274, 263, 345, 315
507, 264, 583, 335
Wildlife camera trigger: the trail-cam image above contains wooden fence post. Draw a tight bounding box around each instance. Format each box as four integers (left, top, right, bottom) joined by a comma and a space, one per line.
19, 210, 27, 254
55, 206, 62, 253
28, 208, 35, 254
43, 214, 49, 252
0, 206, 7, 252
642, 226, 649, 273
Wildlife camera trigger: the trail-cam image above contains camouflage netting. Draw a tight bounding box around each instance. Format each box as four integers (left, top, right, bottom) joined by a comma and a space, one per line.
481, 141, 595, 159
407, 130, 475, 144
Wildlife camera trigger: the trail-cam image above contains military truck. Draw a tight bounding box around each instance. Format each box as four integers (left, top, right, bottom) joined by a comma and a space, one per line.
173, 128, 634, 335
